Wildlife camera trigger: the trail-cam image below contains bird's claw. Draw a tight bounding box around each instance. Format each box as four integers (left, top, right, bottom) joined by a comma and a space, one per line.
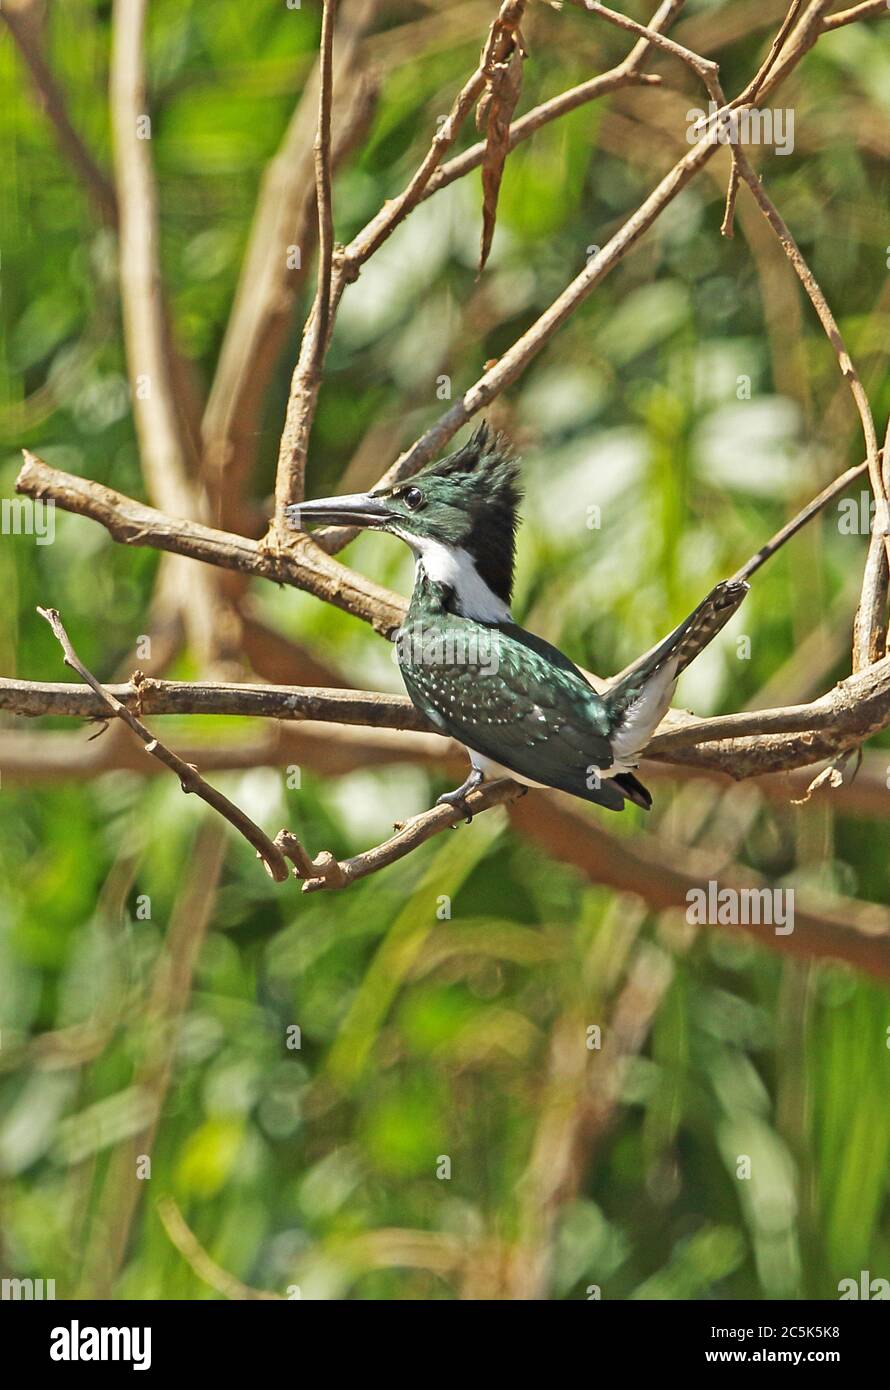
436, 790, 474, 823
436, 768, 483, 824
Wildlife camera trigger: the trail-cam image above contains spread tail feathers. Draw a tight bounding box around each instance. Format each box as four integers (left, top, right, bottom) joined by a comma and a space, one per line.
604, 579, 749, 767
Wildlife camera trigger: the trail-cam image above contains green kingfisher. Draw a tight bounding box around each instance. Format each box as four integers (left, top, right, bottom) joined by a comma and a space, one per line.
288, 425, 748, 816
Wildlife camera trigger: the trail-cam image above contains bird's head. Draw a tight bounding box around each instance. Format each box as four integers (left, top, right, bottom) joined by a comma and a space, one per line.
289, 424, 522, 613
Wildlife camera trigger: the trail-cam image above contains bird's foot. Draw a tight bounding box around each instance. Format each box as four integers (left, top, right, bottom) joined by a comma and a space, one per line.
436, 789, 475, 823
436, 769, 483, 823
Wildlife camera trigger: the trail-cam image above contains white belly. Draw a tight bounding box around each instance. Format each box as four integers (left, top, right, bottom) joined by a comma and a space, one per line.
468, 750, 551, 789
467, 747, 634, 789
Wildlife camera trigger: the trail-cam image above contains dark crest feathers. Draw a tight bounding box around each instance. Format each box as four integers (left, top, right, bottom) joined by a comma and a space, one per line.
417, 423, 522, 606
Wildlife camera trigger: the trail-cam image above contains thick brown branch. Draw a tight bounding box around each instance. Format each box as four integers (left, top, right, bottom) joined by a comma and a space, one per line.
4, 640, 890, 783
110, 0, 220, 661
509, 794, 890, 982
0, 674, 428, 730
0, 720, 455, 784
16, 452, 405, 638
14, 437, 889, 783
4, 717, 890, 821
110, 0, 198, 513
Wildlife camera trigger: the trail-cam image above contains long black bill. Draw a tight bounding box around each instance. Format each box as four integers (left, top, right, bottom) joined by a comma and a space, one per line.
285, 493, 394, 531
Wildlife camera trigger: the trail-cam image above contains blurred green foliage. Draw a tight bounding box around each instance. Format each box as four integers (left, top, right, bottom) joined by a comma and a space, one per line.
2, 0, 890, 1300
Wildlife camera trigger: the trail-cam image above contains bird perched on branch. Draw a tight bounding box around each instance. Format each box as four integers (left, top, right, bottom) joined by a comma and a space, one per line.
290, 425, 748, 816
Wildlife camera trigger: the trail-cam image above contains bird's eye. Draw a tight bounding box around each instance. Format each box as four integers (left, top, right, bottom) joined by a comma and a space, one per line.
403, 487, 423, 511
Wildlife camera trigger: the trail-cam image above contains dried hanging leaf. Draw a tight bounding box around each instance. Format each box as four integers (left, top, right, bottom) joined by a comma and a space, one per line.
477, 41, 525, 275
791, 747, 861, 805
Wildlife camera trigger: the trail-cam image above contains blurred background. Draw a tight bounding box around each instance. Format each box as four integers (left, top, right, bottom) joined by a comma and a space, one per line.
2, 0, 890, 1300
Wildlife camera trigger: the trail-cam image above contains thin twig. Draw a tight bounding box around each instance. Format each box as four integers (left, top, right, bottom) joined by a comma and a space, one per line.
821, 1, 889, 32
424, 70, 658, 202
157, 1196, 284, 1300
572, 0, 720, 79
275, 780, 524, 893
740, 0, 806, 105
324, 130, 723, 528
271, 0, 531, 534
36, 607, 290, 882
201, 2, 377, 529
855, 411, 890, 669
420, 0, 683, 207
310, 0, 685, 554
731, 158, 888, 667
312, 0, 339, 397
342, 0, 529, 274
688, 0, 865, 142
271, 0, 341, 521
573, 2, 743, 243
318, 1, 837, 550
730, 457, 871, 583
